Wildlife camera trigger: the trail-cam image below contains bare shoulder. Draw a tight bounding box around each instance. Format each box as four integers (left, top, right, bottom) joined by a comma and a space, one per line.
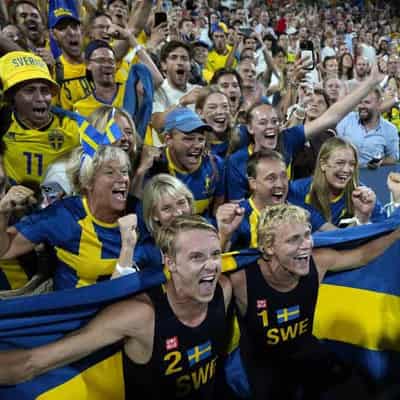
98, 293, 155, 336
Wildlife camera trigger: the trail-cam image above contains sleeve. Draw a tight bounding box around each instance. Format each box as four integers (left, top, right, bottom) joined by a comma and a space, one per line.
214, 156, 226, 198
384, 125, 399, 161
282, 125, 306, 162
15, 204, 68, 246
225, 154, 249, 202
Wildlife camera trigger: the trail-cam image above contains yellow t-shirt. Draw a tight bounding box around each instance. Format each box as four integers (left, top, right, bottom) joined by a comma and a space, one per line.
55, 55, 92, 111
206, 45, 237, 77
3, 112, 80, 187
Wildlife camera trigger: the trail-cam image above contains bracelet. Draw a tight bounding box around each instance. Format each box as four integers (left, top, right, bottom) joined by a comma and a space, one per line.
115, 262, 139, 276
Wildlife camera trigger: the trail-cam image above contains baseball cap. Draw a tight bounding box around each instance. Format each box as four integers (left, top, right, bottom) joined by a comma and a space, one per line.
48, 3, 80, 29
164, 108, 211, 133
0, 51, 58, 93
192, 40, 210, 50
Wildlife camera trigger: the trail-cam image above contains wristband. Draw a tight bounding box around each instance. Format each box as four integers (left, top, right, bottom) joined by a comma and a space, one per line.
115, 262, 139, 276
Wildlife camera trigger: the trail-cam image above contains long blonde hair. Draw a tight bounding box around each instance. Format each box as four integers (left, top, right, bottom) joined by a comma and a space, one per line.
309, 137, 359, 222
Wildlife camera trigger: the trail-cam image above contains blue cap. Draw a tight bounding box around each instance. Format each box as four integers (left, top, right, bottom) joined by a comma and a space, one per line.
164, 108, 211, 133
49, 0, 80, 29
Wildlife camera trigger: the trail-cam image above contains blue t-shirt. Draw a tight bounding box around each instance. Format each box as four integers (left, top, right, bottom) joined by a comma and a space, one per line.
288, 177, 387, 230
16, 196, 140, 290
225, 125, 306, 201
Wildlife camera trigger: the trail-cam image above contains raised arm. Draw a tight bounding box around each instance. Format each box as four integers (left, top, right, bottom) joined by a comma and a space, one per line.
305, 64, 385, 139
0, 186, 37, 259
313, 227, 400, 282
0, 297, 153, 385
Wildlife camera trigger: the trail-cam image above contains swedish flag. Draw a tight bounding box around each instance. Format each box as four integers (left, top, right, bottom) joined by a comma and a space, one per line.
186, 341, 212, 367
276, 305, 300, 324
51, 107, 122, 158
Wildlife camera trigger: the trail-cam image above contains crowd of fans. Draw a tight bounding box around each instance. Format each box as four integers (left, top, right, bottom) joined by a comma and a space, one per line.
0, 0, 400, 398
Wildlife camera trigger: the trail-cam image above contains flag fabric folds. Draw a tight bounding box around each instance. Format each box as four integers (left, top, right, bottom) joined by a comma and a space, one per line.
0, 217, 400, 398
51, 107, 122, 158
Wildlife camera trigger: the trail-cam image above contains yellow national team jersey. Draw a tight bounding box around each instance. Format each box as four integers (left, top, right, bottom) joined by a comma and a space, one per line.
3, 112, 80, 187
73, 83, 126, 117
206, 45, 237, 76
56, 55, 92, 110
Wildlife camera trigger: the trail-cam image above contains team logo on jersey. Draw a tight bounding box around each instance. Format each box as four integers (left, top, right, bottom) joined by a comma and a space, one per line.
4, 131, 16, 141
276, 305, 300, 324
187, 341, 212, 367
166, 336, 179, 350
48, 129, 65, 150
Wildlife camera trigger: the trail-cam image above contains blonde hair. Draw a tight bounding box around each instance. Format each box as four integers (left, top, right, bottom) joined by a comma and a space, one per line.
88, 105, 141, 159
309, 137, 359, 222
156, 215, 218, 257
257, 204, 310, 252
142, 174, 195, 236
67, 145, 131, 194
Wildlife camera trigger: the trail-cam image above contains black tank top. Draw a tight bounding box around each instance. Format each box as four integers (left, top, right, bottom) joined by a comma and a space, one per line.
123, 284, 227, 399
239, 257, 319, 363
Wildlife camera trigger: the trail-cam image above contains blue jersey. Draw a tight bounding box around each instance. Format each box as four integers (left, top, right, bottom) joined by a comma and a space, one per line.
15, 196, 139, 290
225, 125, 306, 201
209, 125, 249, 158
288, 177, 387, 230
165, 148, 225, 215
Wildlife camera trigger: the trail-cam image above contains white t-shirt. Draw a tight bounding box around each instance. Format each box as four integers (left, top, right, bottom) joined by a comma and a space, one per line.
152, 79, 199, 113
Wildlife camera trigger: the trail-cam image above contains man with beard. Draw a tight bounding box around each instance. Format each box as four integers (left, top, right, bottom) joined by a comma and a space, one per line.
347, 56, 370, 92
336, 88, 398, 167
152, 41, 204, 132
148, 108, 225, 217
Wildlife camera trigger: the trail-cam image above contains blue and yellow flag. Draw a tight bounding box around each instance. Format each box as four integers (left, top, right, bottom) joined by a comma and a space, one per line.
1, 217, 400, 398
51, 107, 122, 157
0, 267, 165, 400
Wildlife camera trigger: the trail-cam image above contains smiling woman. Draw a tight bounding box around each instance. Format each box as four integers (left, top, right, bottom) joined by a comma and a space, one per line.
0, 146, 138, 290
288, 137, 387, 231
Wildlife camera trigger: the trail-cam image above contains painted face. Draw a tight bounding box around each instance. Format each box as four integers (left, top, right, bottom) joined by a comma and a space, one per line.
250, 158, 288, 206
153, 193, 191, 227
267, 222, 313, 278
168, 229, 221, 303
161, 47, 191, 91
114, 113, 134, 154
14, 80, 52, 128
200, 93, 230, 135
248, 105, 280, 152
216, 74, 241, 114
321, 147, 356, 195
166, 130, 206, 172
52, 19, 82, 60
88, 159, 130, 216
87, 47, 116, 87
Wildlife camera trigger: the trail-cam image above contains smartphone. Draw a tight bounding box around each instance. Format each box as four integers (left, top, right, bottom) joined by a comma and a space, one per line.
300, 40, 315, 71
239, 28, 253, 37
154, 12, 167, 27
